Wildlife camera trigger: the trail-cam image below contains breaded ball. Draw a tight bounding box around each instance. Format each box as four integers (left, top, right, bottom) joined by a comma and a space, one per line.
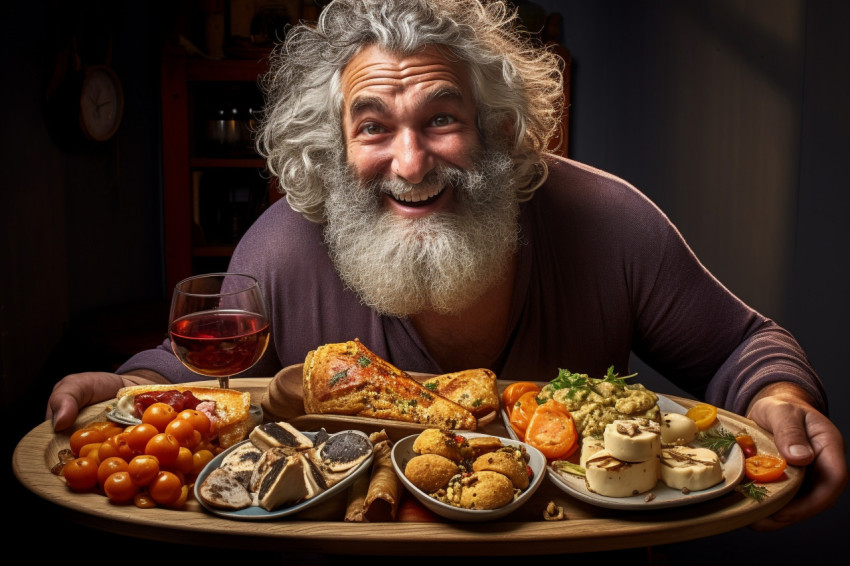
458, 471, 515, 510
472, 449, 529, 489
404, 454, 460, 493
412, 428, 466, 461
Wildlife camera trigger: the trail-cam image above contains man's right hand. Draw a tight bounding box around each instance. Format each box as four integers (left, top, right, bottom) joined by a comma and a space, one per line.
46, 370, 169, 431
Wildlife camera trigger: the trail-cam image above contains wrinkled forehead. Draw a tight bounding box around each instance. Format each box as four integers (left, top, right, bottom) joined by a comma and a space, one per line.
340, 44, 474, 107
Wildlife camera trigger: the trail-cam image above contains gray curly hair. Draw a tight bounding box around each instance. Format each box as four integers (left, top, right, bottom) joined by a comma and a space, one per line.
255, 0, 565, 223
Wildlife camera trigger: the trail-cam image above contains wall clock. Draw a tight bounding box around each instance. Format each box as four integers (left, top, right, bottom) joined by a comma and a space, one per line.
78, 64, 124, 142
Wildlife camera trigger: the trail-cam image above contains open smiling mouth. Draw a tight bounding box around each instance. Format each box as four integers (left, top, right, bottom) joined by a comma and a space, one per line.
385, 186, 446, 207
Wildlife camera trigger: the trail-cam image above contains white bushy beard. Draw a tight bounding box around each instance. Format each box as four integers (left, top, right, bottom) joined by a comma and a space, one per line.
322, 148, 521, 317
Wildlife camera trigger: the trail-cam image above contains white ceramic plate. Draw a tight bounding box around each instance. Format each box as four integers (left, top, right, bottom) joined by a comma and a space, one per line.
502, 395, 745, 510
194, 429, 374, 520
391, 431, 546, 522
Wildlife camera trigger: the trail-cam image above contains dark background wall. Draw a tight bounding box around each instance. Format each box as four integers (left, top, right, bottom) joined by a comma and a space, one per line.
3, 0, 847, 562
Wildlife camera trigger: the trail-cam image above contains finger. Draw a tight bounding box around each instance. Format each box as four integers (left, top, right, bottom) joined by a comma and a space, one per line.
50, 397, 80, 432
756, 402, 814, 466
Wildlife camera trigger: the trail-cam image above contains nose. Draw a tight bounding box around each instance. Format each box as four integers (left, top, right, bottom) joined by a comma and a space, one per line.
391, 129, 434, 185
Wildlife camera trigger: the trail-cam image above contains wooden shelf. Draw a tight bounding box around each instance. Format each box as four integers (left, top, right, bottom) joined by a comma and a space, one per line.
160, 50, 271, 291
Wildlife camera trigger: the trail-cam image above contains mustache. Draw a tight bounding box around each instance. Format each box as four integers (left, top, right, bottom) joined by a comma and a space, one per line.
363, 166, 467, 197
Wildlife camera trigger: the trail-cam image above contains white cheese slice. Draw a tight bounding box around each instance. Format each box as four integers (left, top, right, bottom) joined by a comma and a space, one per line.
584, 449, 660, 497
659, 412, 699, 446
603, 418, 661, 462
579, 436, 605, 468
660, 446, 723, 491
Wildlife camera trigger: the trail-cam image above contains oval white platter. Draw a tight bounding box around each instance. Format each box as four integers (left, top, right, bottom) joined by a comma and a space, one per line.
502, 395, 745, 510
194, 429, 373, 520
392, 431, 547, 522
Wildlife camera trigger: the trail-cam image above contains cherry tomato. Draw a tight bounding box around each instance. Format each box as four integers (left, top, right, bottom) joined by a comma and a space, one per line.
133, 491, 157, 509
69, 428, 108, 456
167, 485, 190, 509
169, 447, 195, 476
126, 423, 160, 454
63, 457, 99, 491
145, 433, 180, 466
78, 443, 102, 459
735, 433, 758, 458
501, 382, 541, 417
97, 456, 130, 487
175, 409, 212, 438
128, 454, 160, 486
142, 402, 177, 433
148, 471, 184, 506
745, 454, 787, 482
103, 471, 140, 503
509, 390, 540, 440
524, 399, 578, 460
99, 432, 134, 461
83, 422, 125, 438
165, 418, 197, 448
192, 449, 215, 477
685, 403, 718, 431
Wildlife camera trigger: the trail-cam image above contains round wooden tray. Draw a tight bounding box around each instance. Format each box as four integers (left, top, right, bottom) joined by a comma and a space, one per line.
12, 377, 803, 556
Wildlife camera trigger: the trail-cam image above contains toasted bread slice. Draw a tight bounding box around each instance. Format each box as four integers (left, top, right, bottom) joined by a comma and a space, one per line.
421, 369, 500, 418
116, 384, 252, 447
303, 339, 477, 430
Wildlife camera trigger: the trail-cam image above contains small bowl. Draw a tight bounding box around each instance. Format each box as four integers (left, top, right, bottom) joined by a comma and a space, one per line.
391, 431, 546, 522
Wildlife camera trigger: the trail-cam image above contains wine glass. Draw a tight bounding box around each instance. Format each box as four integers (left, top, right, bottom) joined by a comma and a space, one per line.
168, 273, 270, 389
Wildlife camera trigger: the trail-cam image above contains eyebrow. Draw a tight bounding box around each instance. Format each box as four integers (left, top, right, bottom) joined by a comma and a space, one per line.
347, 85, 466, 120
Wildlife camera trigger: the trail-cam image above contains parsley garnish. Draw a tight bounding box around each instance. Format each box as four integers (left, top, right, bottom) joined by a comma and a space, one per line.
357, 356, 371, 367
548, 366, 637, 399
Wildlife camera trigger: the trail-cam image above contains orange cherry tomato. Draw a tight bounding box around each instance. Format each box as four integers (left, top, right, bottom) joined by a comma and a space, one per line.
736, 433, 758, 458
745, 454, 787, 482
99, 432, 134, 461
133, 491, 157, 509
145, 433, 180, 466
175, 409, 212, 438
69, 428, 108, 457
501, 382, 541, 417
148, 471, 184, 506
103, 471, 140, 503
509, 390, 540, 440
63, 457, 99, 491
524, 399, 578, 460
78, 443, 102, 459
142, 402, 177, 433
97, 456, 130, 488
128, 454, 160, 487
192, 449, 215, 477
685, 403, 718, 431
126, 423, 160, 454
169, 447, 195, 476
165, 418, 197, 448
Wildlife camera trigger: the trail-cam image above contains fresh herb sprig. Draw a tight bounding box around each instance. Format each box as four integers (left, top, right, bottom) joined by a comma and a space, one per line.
736, 481, 769, 502
548, 366, 638, 399
696, 427, 738, 458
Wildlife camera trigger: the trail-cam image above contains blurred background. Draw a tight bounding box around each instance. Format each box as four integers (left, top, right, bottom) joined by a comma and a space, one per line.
3, 0, 848, 562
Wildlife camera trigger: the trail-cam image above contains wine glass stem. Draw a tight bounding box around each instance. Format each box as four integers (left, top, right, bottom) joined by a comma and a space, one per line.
218, 376, 230, 389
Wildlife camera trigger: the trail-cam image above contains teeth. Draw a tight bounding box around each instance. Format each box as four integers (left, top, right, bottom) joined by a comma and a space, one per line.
390, 186, 444, 203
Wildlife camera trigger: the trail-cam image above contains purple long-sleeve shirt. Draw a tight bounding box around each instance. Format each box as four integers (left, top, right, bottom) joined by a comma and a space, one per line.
118, 156, 827, 415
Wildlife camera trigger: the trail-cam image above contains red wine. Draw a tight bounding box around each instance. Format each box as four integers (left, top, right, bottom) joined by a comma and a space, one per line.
169, 310, 270, 377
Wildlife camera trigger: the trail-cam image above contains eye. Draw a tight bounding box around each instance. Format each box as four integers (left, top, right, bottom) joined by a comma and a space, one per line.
361, 123, 386, 135
431, 114, 455, 127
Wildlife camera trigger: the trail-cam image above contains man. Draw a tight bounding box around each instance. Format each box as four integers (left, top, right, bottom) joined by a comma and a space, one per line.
47, 0, 845, 531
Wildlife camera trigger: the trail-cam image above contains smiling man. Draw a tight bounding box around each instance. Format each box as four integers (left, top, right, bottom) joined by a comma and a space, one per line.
48, 0, 845, 532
